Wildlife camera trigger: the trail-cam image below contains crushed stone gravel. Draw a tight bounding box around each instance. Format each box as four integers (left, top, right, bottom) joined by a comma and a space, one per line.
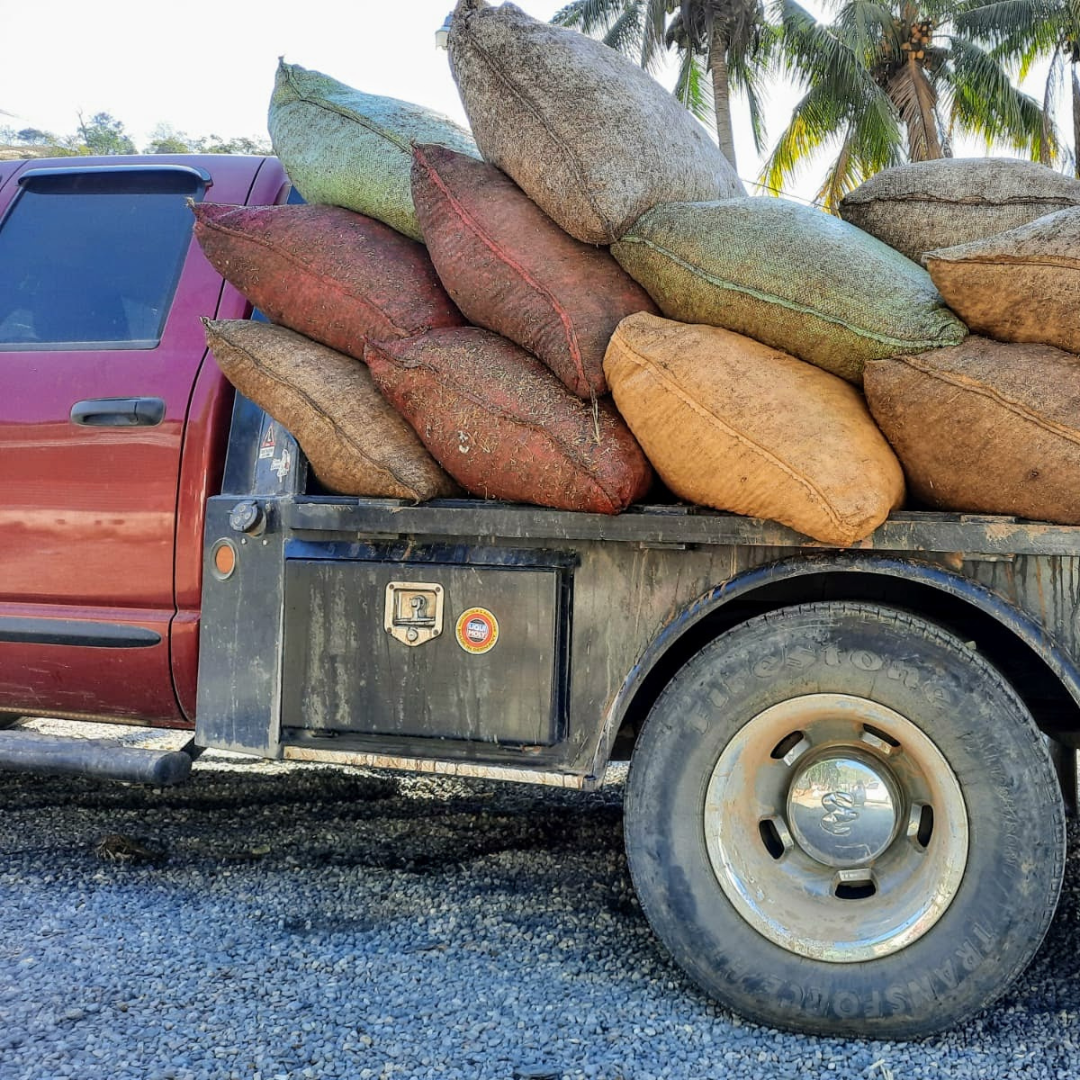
0, 745, 1077, 1080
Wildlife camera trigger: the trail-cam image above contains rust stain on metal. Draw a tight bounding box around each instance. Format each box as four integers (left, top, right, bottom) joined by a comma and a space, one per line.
282, 745, 589, 789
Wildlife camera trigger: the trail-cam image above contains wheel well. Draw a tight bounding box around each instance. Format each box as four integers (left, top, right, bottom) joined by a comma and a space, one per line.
612, 570, 1080, 758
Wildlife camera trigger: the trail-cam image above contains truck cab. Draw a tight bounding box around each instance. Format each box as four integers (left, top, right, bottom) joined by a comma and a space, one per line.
0, 154, 288, 726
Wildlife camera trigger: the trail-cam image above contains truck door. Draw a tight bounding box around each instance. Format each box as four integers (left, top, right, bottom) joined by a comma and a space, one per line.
0, 161, 235, 722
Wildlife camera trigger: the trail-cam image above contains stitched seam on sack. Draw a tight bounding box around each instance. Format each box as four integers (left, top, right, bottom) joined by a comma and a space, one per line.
614, 339, 847, 530
931, 254, 1080, 271
383, 353, 619, 507
897, 357, 1080, 446
418, 152, 588, 387
846, 193, 1079, 207
199, 220, 416, 337
285, 67, 414, 155
618, 236, 953, 350
221, 338, 422, 498
463, 31, 613, 240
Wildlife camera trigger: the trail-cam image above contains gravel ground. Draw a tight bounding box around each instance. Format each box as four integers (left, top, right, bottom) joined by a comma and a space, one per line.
0, 745, 1078, 1080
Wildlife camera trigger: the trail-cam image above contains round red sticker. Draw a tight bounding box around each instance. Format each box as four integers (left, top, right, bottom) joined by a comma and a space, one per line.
455, 608, 499, 654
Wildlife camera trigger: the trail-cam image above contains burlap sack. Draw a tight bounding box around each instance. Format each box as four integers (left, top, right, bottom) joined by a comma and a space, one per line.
203, 320, 458, 500
191, 203, 463, 360
268, 59, 479, 241
446, 0, 742, 245
925, 207, 1080, 353
840, 159, 1080, 263
612, 198, 966, 383
411, 144, 658, 398
603, 314, 904, 545
364, 327, 653, 514
864, 337, 1080, 524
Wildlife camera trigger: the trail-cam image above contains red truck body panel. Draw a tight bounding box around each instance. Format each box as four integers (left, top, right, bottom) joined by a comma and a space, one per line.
0, 154, 289, 725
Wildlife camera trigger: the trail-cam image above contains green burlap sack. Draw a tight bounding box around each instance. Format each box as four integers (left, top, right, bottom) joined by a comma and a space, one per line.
612, 198, 968, 383
268, 59, 479, 241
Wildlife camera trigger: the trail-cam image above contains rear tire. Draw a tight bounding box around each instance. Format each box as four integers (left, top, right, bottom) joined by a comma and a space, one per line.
624, 602, 1066, 1038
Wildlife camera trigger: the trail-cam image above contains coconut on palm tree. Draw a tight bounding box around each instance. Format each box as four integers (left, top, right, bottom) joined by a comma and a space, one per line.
552, 0, 774, 173
955, 0, 1079, 170
764, 0, 1050, 209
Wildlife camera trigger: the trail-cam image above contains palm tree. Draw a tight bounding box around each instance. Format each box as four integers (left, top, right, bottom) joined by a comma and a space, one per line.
955, 0, 1079, 170
764, 0, 1050, 210
552, 0, 774, 173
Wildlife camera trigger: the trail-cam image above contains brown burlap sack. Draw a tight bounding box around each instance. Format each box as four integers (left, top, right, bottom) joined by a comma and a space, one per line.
840, 159, 1080, 263
191, 203, 463, 360
446, 0, 743, 245
925, 207, 1080, 353
604, 313, 905, 545
364, 327, 653, 514
864, 337, 1080, 524
411, 144, 658, 398
203, 320, 458, 500
612, 198, 966, 384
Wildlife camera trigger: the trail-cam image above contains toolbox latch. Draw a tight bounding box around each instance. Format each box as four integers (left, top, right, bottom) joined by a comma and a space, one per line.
384, 582, 444, 647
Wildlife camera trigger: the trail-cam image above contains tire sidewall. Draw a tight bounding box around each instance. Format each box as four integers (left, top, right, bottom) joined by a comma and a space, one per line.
625, 602, 1065, 1038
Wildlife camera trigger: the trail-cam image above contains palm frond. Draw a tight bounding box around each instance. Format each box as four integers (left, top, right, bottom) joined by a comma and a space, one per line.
815, 128, 861, 212
602, 1, 647, 54
673, 48, 715, 123
954, 0, 1061, 51
949, 34, 1051, 156
551, 0, 630, 31
835, 1, 899, 62
761, 82, 852, 194
889, 61, 942, 161
640, 0, 671, 70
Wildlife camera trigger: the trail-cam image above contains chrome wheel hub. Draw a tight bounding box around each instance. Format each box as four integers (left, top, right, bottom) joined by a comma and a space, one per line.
703, 694, 969, 963
786, 753, 901, 868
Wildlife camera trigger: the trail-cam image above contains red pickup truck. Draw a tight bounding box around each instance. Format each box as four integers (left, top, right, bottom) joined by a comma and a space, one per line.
0, 153, 1076, 1040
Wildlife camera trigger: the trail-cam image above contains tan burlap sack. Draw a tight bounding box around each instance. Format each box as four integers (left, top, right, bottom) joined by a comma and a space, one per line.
203, 319, 457, 501
612, 198, 966, 383
840, 159, 1080, 262
925, 207, 1080, 353
446, 0, 743, 245
268, 60, 479, 241
604, 314, 905, 545
864, 336, 1080, 524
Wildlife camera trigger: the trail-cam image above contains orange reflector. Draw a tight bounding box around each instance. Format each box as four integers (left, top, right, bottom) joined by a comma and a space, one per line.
213, 541, 236, 579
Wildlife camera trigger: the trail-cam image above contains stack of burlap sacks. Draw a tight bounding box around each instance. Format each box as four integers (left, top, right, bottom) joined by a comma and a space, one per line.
196, 0, 1080, 546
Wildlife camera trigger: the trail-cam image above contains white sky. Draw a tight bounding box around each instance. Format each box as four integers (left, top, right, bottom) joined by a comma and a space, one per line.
0, 0, 1061, 204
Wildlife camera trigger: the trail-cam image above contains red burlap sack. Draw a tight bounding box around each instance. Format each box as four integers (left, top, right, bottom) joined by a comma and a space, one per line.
191, 202, 463, 360
364, 328, 653, 513
411, 144, 658, 398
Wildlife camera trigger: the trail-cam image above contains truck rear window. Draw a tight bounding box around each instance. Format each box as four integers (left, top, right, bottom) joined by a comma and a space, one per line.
0, 166, 206, 350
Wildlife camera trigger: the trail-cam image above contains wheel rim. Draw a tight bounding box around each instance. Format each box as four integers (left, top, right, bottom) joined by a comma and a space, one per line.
703, 693, 969, 963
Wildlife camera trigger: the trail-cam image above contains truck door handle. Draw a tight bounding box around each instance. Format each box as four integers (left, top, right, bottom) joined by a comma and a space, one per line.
70, 397, 166, 428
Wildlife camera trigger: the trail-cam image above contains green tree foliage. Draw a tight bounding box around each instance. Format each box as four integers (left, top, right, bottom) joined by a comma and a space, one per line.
73, 111, 137, 156
764, 0, 1050, 210
955, 0, 1080, 171
145, 123, 193, 155
143, 123, 271, 156
552, 0, 776, 172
